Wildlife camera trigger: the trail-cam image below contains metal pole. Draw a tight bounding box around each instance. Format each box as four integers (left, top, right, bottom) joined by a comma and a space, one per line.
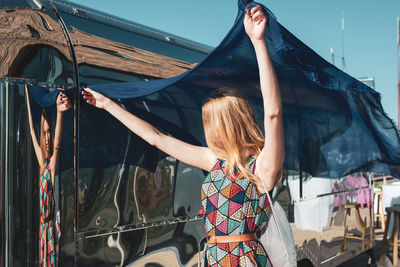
341, 11, 345, 71
397, 17, 400, 128
49, 4, 80, 265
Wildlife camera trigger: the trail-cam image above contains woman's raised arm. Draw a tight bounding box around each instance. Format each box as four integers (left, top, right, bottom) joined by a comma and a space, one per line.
244, 6, 284, 191
50, 92, 71, 182
82, 88, 217, 171
25, 84, 44, 168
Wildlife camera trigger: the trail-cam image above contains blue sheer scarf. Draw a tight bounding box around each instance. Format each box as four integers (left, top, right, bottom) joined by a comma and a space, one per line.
29, 0, 400, 178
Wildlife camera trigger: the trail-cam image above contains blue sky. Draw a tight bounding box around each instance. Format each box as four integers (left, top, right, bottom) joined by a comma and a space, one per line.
68, 0, 400, 124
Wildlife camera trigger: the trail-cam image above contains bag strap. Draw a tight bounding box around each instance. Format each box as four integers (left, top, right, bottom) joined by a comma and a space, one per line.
198, 235, 208, 267
255, 161, 291, 259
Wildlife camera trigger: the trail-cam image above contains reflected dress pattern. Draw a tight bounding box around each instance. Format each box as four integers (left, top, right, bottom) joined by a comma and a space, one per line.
201, 157, 272, 266
40, 159, 56, 266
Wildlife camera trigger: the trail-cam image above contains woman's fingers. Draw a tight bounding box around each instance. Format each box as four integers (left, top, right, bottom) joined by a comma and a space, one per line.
250, 5, 262, 16
57, 92, 68, 106
81, 87, 107, 108
83, 87, 94, 94
245, 9, 251, 19
245, 6, 265, 26
82, 92, 96, 105
82, 88, 99, 101
82, 88, 94, 100
82, 88, 93, 98
251, 10, 265, 23
248, 5, 264, 20
82, 94, 90, 99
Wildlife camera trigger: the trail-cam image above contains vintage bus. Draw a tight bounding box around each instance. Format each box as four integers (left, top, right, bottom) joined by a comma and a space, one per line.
0, 0, 375, 266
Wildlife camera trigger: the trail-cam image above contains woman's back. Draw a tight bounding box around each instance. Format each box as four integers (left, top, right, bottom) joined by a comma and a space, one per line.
201, 157, 272, 266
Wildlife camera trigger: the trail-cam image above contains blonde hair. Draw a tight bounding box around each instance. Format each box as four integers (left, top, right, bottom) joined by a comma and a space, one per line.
40, 109, 53, 170
202, 88, 266, 185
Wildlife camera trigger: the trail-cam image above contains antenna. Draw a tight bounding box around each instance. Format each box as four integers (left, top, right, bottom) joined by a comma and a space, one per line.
341, 11, 345, 70
397, 17, 400, 127
330, 47, 335, 66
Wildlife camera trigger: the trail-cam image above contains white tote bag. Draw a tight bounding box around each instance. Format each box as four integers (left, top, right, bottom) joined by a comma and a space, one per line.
256, 168, 297, 267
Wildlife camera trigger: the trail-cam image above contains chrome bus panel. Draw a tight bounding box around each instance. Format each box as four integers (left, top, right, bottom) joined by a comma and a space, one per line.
47, 0, 211, 265
50, 0, 211, 63
0, 8, 75, 83
63, 217, 204, 266
77, 215, 202, 239
71, 94, 208, 265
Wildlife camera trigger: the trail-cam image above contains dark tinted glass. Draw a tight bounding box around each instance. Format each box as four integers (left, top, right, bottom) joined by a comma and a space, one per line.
0, 0, 30, 8
0, 81, 5, 267
2, 80, 39, 266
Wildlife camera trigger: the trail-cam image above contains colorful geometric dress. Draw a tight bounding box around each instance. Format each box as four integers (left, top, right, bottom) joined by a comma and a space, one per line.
201, 157, 273, 267
39, 159, 56, 267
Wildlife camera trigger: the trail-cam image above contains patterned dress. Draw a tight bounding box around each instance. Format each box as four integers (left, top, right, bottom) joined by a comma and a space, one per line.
40, 159, 56, 267
201, 157, 272, 267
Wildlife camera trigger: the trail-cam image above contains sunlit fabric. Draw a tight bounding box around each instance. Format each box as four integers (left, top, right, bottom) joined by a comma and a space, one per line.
31, 0, 400, 178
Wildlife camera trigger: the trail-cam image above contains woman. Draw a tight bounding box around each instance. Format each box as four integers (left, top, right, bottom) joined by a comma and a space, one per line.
25, 85, 71, 267
83, 5, 283, 266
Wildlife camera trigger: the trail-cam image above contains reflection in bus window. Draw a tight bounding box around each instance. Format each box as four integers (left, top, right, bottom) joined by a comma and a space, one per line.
25, 85, 71, 266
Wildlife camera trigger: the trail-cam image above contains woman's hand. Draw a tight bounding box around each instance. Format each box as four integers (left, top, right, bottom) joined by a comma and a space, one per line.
244, 5, 267, 42
82, 88, 110, 109
56, 92, 72, 112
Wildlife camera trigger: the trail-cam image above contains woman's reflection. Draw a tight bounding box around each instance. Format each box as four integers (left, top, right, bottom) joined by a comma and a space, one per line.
25, 85, 71, 267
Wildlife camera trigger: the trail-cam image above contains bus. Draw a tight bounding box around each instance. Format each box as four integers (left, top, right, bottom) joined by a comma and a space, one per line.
0, 0, 375, 266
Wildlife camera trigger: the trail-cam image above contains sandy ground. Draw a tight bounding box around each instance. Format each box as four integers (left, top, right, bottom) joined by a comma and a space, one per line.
338, 228, 397, 267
